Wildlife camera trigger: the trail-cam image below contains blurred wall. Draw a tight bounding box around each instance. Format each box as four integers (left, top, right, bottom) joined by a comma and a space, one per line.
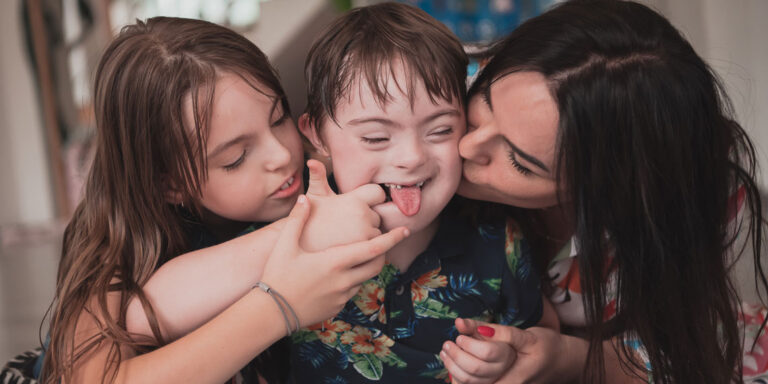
642, 0, 768, 186
0, 0, 54, 226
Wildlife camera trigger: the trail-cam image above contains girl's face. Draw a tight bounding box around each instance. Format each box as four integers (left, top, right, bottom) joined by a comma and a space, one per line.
458, 71, 560, 208
188, 73, 304, 224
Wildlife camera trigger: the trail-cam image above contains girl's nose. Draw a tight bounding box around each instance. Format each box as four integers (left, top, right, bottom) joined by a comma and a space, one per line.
263, 133, 292, 171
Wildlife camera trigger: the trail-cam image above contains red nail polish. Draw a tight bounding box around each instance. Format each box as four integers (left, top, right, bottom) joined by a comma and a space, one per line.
477, 325, 495, 337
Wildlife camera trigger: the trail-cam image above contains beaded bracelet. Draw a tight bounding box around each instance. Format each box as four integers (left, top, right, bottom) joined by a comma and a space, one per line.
254, 282, 300, 337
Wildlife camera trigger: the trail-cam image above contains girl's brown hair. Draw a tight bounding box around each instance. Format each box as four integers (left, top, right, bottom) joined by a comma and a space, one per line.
43, 17, 289, 383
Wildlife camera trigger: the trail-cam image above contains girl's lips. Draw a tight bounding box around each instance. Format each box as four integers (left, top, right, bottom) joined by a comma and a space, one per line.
270, 171, 301, 198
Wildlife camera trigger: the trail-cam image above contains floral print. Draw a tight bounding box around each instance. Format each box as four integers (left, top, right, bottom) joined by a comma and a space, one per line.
290, 212, 542, 382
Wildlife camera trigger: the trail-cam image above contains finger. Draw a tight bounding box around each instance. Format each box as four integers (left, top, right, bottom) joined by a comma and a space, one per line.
455, 318, 479, 335
306, 159, 334, 197
441, 348, 488, 384
454, 335, 513, 364
482, 323, 537, 351
347, 183, 387, 206
271, 195, 310, 256
347, 253, 386, 285
442, 340, 504, 380
327, 227, 409, 268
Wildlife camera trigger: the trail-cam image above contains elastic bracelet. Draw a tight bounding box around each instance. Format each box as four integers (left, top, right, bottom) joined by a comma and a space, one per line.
254, 282, 300, 336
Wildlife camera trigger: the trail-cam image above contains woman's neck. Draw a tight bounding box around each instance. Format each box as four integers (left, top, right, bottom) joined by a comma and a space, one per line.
529, 203, 575, 264
385, 219, 439, 273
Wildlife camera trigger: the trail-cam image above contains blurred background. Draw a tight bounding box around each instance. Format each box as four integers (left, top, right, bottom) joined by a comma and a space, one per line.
1, 0, 766, 364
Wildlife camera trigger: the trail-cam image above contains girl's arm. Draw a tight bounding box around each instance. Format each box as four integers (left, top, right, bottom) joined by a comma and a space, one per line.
67, 197, 409, 383
126, 161, 385, 341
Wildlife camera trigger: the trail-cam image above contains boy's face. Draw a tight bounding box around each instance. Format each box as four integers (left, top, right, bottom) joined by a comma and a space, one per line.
309, 66, 465, 233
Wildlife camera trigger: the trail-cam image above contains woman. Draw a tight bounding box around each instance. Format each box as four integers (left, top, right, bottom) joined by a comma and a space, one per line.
441, 1, 767, 383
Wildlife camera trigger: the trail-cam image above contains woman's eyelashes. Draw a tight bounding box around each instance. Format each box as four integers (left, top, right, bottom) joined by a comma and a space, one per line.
223, 149, 247, 171
508, 151, 533, 176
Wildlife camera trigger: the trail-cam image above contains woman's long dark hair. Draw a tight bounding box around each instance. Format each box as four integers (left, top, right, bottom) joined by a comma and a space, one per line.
43, 17, 290, 383
470, 1, 766, 383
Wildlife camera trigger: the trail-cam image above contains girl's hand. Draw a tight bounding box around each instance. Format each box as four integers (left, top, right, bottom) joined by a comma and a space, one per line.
301, 159, 386, 252
441, 319, 567, 384
260, 194, 408, 327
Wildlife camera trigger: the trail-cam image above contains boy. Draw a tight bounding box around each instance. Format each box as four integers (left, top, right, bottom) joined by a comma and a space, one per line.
292, 3, 543, 382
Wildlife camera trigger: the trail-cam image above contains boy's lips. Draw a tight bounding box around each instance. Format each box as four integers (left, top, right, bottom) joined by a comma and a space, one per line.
270, 171, 301, 198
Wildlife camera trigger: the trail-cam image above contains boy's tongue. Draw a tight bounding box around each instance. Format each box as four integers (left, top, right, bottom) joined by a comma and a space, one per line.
389, 185, 421, 216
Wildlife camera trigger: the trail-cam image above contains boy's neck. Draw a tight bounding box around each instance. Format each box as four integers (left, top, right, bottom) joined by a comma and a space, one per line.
385, 219, 439, 273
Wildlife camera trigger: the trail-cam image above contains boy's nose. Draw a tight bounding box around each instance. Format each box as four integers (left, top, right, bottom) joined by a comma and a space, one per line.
393, 136, 427, 170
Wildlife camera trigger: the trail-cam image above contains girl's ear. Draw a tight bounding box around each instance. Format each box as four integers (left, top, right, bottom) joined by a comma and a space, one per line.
298, 113, 330, 157
162, 178, 184, 205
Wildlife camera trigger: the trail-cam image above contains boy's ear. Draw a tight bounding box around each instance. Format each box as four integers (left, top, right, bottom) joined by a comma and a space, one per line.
298, 113, 330, 157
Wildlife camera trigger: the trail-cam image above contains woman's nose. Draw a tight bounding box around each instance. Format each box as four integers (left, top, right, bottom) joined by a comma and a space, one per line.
459, 124, 493, 165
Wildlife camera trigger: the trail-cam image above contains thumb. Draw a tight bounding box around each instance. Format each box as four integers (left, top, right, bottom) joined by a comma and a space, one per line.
305, 159, 334, 197
455, 318, 536, 350
271, 195, 311, 257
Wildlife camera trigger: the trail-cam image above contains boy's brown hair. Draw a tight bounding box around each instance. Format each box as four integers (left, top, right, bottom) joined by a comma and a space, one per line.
304, 2, 468, 129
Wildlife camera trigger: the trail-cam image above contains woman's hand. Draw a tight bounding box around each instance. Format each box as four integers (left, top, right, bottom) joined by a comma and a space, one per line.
301, 159, 386, 252
260, 193, 408, 327
442, 319, 574, 384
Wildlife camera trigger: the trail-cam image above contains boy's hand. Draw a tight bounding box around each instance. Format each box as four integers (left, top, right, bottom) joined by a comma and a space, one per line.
301, 159, 386, 252
440, 318, 517, 384
441, 318, 567, 384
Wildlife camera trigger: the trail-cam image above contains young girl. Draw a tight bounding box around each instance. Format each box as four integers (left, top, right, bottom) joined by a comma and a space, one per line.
41, 17, 407, 383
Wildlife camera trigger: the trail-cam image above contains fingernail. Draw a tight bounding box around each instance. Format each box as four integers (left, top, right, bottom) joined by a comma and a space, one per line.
297, 195, 307, 204
403, 228, 410, 237
443, 342, 451, 352
477, 326, 495, 337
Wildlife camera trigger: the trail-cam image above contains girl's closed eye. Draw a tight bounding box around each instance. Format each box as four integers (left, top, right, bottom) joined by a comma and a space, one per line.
508, 151, 533, 176
223, 149, 247, 171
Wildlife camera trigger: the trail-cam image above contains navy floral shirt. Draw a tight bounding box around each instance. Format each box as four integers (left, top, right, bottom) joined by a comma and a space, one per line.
289, 209, 542, 383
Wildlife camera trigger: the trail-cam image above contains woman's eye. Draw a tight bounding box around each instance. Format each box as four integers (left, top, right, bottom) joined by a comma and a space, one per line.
508, 151, 533, 176
361, 136, 389, 144
223, 150, 247, 171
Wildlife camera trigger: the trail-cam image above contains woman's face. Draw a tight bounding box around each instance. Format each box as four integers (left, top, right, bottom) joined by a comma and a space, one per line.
458, 71, 560, 208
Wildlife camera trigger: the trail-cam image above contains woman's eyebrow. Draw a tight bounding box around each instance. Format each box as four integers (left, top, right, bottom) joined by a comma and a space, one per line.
503, 137, 550, 172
